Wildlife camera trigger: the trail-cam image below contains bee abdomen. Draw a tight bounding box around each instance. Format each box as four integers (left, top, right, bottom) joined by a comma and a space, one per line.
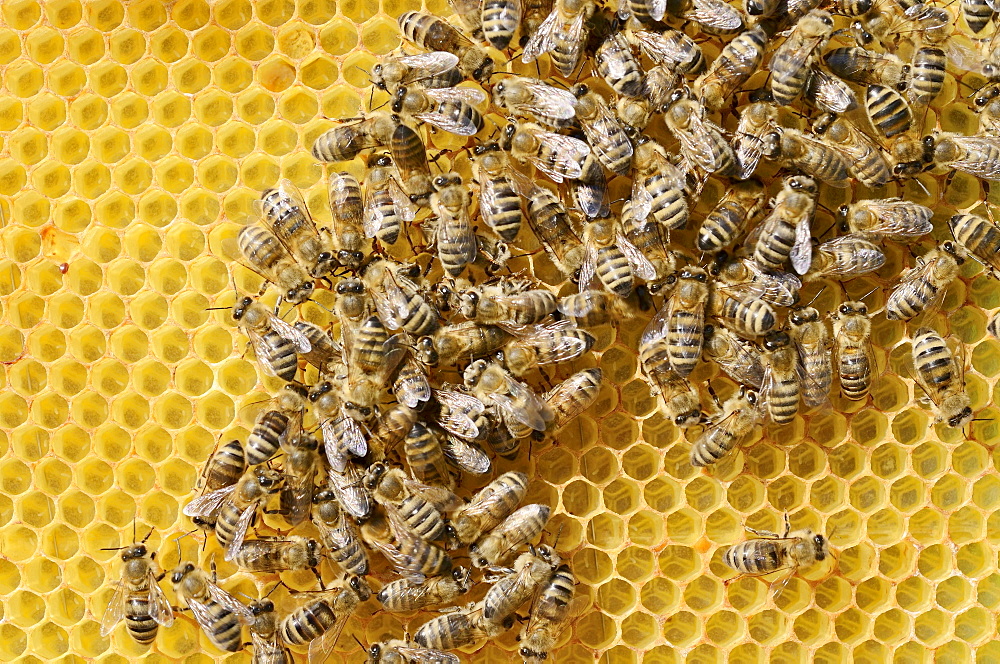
203, 602, 244, 652
215, 503, 243, 548
866, 84, 912, 138
690, 429, 736, 467
247, 411, 288, 466
668, 311, 704, 376
950, 213, 1000, 267
125, 598, 158, 644
768, 376, 800, 423
725, 541, 781, 574
238, 224, 283, 270
280, 602, 338, 646
398, 496, 446, 540
258, 331, 298, 382
645, 176, 689, 230
596, 246, 634, 297
886, 280, 935, 320
771, 63, 810, 105
482, 0, 519, 49
909, 47, 946, 104
962, 0, 995, 34
839, 349, 871, 400
698, 202, 743, 253
753, 219, 796, 269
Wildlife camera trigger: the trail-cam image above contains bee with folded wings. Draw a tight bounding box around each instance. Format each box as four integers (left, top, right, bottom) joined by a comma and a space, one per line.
502, 122, 592, 185
259, 179, 338, 278
492, 76, 578, 129
392, 84, 486, 137
521, 0, 595, 76
100, 531, 174, 645
372, 51, 462, 93
465, 358, 555, 437
690, 386, 762, 467
578, 216, 658, 299
230, 294, 312, 383
279, 576, 372, 664
171, 560, 254, 652
645, 266, 710, 378
723, 514, 832, 597
363, 154, 417, 247
750, 175, 818, 276
662, 88, 737, 176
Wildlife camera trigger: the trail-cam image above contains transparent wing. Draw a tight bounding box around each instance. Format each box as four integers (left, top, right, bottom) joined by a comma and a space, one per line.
734, 119, 769, 180
790, 217, 813, 275
943, 136, 1000, 179
413, 109, 481, 137
630, 179, 654, 223
581, 102, 634, 168
394, 644, 461, 664
631, 31, 689, 65
557, 290, 605, 317
597, 34, 633, 80
687, 0, 743, 30
815, 236, 886, 277
147, 573, 176, 627
183, 484, 237, 517
206, 580, 254, 622
307, 611, 351, 664
247, 329, 280, 378
618, 233, 657, 280
529, 131, 590, 182
250, 629, 283, 662
99, 581, 128, 636
266, 312, 312, 353
426, 86, 488, 106
397, 52, 461, 82
390, 178, 418, 222
322, 420, 349, 473
862, 200, 933, 237
888, 261, 942, 319
435, 389, 485, 439
223, 503, 258, 561
442, 435, 493, 474
340, 410, 369, 457
578, 244, 597, 292
330, 464, 372, 519
521, 8, 561, 63
549, 13, 587, 75
363, 189, 389, 239
807, 69, 857, 113
769, 32, 823, 78
509, 320, 594, 364
186, 597, 224, 635
738, 261, 802, 306
674, 114, 727, 173
493, 376, 552, 431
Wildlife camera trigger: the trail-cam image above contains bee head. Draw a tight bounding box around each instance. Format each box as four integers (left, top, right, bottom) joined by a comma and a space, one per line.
123, 544, 146, 561
232, 296, 253, 320
349, 575, 371, 600
949, 406, 974, 428
677, 408, 700, 426
313, 489, 335, 504
570, 82, 589, 98
763, 331, 790, 350
369, 643, 382, 661
288, 281, 315, 304
336, 278, 364, 295
790, 307, 818, 325
251, 598, 275, 615
745, 389, 758, 407
812, 533, 828, 560
309, 382, 332, 402
365, 462, 388, 489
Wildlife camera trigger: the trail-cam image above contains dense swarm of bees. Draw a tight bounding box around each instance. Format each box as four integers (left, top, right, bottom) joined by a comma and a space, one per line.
98, 0, 1000, 659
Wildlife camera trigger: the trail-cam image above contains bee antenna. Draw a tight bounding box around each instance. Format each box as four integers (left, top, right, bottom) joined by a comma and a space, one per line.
353, 634, 366, 649
548, 78, 569, 90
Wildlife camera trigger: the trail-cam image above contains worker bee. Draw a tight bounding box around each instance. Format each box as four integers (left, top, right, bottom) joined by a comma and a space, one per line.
392, 85, 486, 138
762, 126, 851, 188
446, 471, 529, 548
913, 327, 974, 428
521, 0, 596, 76
369, 640, 460, 664
950, 213, 1000, 275
803, 68, 858, 114
929, 132, 1000, 181
280, 431, 320, 526
247, 597, 293, 664
362, 507, 453, 579
502, 122, 591, 184
183, 466, 284, 561
640, 331, 702, 426
578, 217, 657, 298
459, 282, 556, 326
650, 266, 710, 377
710, 286, 779, 339
960, 0, 996, 35
398, 12, 495, 82
426, 173, 477, 277
372, 51, 462, 93
625, 29, 706, 75
241, 387, 305, 474
886, 241, 966, 320
662, 89, 736, 175
231, 536, 323, 573
569, 83, 633, 175
327, 172, 367, 270
768, 10, 834, 105
363, 154, 416, 247
392, 356, 432, 410
702, 324, 765, 390
231, 295, 312, 385
260, 179, 337, 278
482, 545, 561, 626
404, 421, 453, 488
502, 319, 595, 375
689, 386, 761, 467
714, 256, 802, 308
312, 488, 369, 576
733, 97, 779, 179
470, 503, 550, 568
391, 123, 434, 206
294, 321, 338, 373
312, 112, 397, 162
865, 83, 913, 139
697, 179, 765, 254
279, 577, 372, 662
465, 359, 554, 435
803, 235, 886, 282
171, 561, 253, 652
309, 379, 368, 469
334, 313, 406, 423
377, 566, 473, 612
972, 83, 1000, 135
724, 516, 831, 590
811, 113, 891, 188
615, 93, 654, 138
908, 46, 946, 115
482, 0, 522, 49
414, 603, 513, 651
492, 76, 577, 129
595, 32, 644, 98
100, 532, 174, 645
520, 184, 586, 278
236, 220, 315, 306
362, 258, 440, 337
788, 307, 832, 408
693, 26, 768, 111
365, 462, 456, 541
761, 330, 800, 425
557, 289, 640, 327
823, 47, 909, 90
416, 322, 512, 366
472, 142, 523, 243
198, 438, 246, 494
750, 175, 817, 275
519, 563, 576, 664
665, 0, 744, 33
630, 137, 689, 232
830, 300, 876, 401
542, 367, 605, 433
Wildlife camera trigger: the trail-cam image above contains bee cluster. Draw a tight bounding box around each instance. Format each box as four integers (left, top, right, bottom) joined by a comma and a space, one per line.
96, 0, 1000, 660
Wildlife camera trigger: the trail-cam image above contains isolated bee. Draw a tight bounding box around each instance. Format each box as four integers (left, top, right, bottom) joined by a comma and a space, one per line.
724, 515, 831, 588
630, 137, 690, 231
693, 26, 768, 111
372, 51, 462, 93
950, 213, 1000, 275
414, 603, 513, 651
459, 282, 556, 326
830, 300, 876, 401
171, 561, 253, 652
368, 639, 460, 664
690, 386, 761, 467
761, 330, 800, 425
312, 488, 369, 576
231, 536, 323, 573
361, 507, 453, 579
788, 307, 832, 408
913, 327, 973, 428
569, 83, 634, 175
639, 333, 702, 426
363, 154, 416, 247
803, 235, 886, 282
662, 89, 736, 175
929, 132, 1000, 181
391, 123, 434, 206
751, 175, 818, 275
365, 462, 455, 541
811, 113, 891, 189
823, 46, 909, 90
327, 172, 367, 270
398, 11, 495, 82
470, 503, 550, 568
482, 545, 561, 626
625, 29, 706, 75
100, 532, 174, 645
198, 438, 246, 494
416, 322, 512, 366
886, 241, 966, 320
595, 32, 644, 98
404, 421, 453, 488
247, 597, 293, 664
377, 566, 473, 612
472, 142, 523, 243
260, 180, 337, 278
280, 431, 320, 525
702, 324, 765, 390
768, 10, 834, 105
763, 126, 851, 188
521, 0, 596, 76
519, 184, 586, 278
502, 319, 595, 375
519, 563, 576, 664
236, 220, 315, 306
733, 98, 779, 179
392, 85, 486, 138
803, 68, 858, 114
278, 577, 371, 662
541, 367, 605, 433
697, 180, 765, 254
231, 295, 312, 385
312, 112, 397, 163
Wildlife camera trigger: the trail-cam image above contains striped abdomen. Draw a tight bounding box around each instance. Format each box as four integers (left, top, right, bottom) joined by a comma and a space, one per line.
699, 200, 746, 253
214, 502, 244, 549
258, 331, 298, 382
770, 54, 811, 105
481, 177, 522, 241
247, 411, 287, 466
909, 47, 946, 105
961, 0, 995, 35
913, 330, 956, 388
482, 0, 520, 49
886, 278, 936, 320
397, 495, 446, 540
724, 540, 785, 574
866, 84, 912, 138
200, 600, 244, 652
950, 213, 1000, 271
125, 597, 158, 645
645, 174, 689, 230
838, 345, 871, 400
279, 599, 338, 646
437, 216, 477, 277
238, 223, 285, 273
404, 423, 450, 486
399, 12, 463, 53
668, 309, 705, 377
753, 216, 796, 270
595, 245, 634, 297
716, 296, 775, 336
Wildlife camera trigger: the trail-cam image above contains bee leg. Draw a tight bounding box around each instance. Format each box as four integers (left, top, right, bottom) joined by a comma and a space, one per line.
745, 526, 781, 538
782, 512, 791, 537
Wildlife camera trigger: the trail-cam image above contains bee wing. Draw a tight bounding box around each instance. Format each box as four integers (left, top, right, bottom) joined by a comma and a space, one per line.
397, 52, 461, 81
687, 0, 743, 30
250, 629, 283, 661
183, 484, 237, 517
442, 435, 493, 474
673, 113, 726, 173
557, 290, 604, 317
205, 580, 254, 623
364, 188, 390, 239
597, 34, 634, 80
581, 101, 634, 166
529, 131, 590, 183
734, 123, 769, 180
863, 200, 933, 237
714, 341, 766, 390
641, 299, 673, 348
147, 572, 176, 627
435, 389, 485, 438
629, 178, 653, 222
495, 375, 553, 431
329, 464, 372, 519
769, 33, 822, 79
807, 69, 858, 113
307, 610, 352, 664
223, 503, 259, 561
340, 410, 369, 457
890, 260, 944, 319
322, 420, 349, 473
99, 581, 128, 636
246, 329, 280, 378
185, 596, 225, 634
578, 244, 598, 292
790, 217, 813, 276
393, 645, 461, 664
426, 86, 488, 106
617, 232, 658, 281
403, 476, 460, 511
412, 111, 480, 137
946, 40, 992, 75
521, 8, 561, 63
740, 261, 802, 307
631, 31, 687, 66
509, 319, 594, 363
941, 136, 1000, 179
815, 236, 886, 277
264, 312, 312, 353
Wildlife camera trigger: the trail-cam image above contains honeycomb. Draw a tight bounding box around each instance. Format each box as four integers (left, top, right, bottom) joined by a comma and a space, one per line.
2, 0, 1000, 661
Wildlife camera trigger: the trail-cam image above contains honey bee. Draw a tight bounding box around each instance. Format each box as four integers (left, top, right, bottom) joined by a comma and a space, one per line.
521, 0, 596, 76
392, 85, 486, 138
788, 307, 832, 408
886, 241, 966, 320
459, 282, 556, 326
830, 300, 876, 401
768, 10, 834, 105
652, 266, 710, 377
595, 32, 644, 98
960, 0, 996, 35
237, 220, 316, 305
369, 639, 460, 664
446, 471, 529, 549
260, 179, 337, 278
502, 319, 595, 375
662, 89, 736, 175
312, 488, 369, 576
640, 335, 702, 426
427, 173, 477, 277
521, 184, 586, 278
416, 322, 512, 366
697, 179, 765, 254
616, 94, 654, 138
465, 359, 554, 435
578, 217, 658, 298
569, 84, 634, 175
689, 386, 761, 467
362, 507, 453, 579
100, 532, 174, 645
171, 561, 253, 652
295, 321, 338, 372
334, 314, 406, 423
666, 0, 745, 33
823, 46, 909, 90
693, 26, 769, 111
865, 83, 913, 139
482, 0, 522, 49
950, 213, 1000, 275
279, 577, 371, 662
414, 603, 513, 651
913, 327, 974, 428
811, 113, 891, 188
309, 381, 369, 473
404, 421, 453, 488
362, 258, 440, 337
502, 122, 591, 184
761, 330, 800, 425
247, 597, 293, 664
750, 175, 817, 276
199, 438, 246, 494
327, 172, 367, 270
365, 462, 456, 541
724, 515, 831, 589
803, 68, 858, 114
280, 431, 320, 526
702, 324, 765, 390
482, 545, 561, 626
542, 367, 605, 433
312, 112, 397, 163
803, 235, 886, 282
398, 12, 495, 82
377, 566, 473, 612
714, 255, 802, 308
335, 278, 370, 322
470, 503, 550, 568
710, 288, 778, 339
625, 29, 706, 75
908, 46, 946, 116
472, 142, 523, 243
492, 76, 577, 129
372, 51, 462, 93
231, 536, 323, 573
557, 289, 640, 327
232, 295, 312, 384
518, 563, 576, 664
929, 132, 1000, 181
762, 126, 851, 188
392, 123, 434, 206
733, 97, 779, 179
447, 0, 485, 41
522, 0, 556, 41
364, 154, 417, 247
630, 137, 690, 231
